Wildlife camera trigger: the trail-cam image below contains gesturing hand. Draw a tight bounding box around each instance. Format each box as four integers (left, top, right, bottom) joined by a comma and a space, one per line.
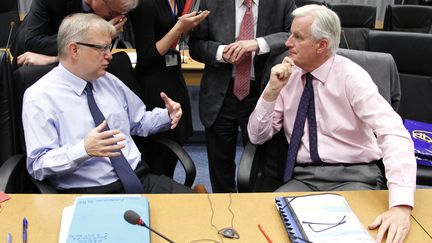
109, 15, 127, 38
176, 10, 210, 35
84, 120, 126, 157
160, 92, 182, 129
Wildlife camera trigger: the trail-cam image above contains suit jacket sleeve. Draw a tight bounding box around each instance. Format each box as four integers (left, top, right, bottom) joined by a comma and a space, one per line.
259, 0, 295, 54
24, 0, 59, 56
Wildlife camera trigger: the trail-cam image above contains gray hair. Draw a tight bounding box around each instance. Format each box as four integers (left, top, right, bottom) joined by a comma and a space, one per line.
57, 13, 115, 58
292, 5, 341, 55
106, 0, 139, 12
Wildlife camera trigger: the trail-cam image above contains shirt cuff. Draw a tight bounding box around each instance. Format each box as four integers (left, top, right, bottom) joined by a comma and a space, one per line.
256, 37, 270, 55
216, 45, 227, 63
67, 140, 91, 167
388, 186, 415, 208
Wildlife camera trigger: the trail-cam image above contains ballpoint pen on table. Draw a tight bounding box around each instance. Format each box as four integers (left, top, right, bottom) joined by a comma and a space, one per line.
23, 217, 28, 243
7, 233, 12, 243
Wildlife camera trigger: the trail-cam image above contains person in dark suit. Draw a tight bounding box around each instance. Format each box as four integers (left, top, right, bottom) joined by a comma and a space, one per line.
127, 0, 209, 178
188, 0, 296, 192
10, 0, 138, 68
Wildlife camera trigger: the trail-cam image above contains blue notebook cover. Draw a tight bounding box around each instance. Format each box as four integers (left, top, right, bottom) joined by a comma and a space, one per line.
67, 196, 150, 243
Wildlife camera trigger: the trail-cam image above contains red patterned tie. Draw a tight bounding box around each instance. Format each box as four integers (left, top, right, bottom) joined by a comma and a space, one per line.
234, 0, 254, 101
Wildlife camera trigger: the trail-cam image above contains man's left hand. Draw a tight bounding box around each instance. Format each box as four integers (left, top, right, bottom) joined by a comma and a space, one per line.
160, 92, 182, 129
368, 205, 412, 243
223, 40, 258, 64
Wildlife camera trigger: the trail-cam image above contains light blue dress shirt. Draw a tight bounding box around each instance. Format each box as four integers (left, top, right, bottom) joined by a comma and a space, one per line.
22, 64, 171, 190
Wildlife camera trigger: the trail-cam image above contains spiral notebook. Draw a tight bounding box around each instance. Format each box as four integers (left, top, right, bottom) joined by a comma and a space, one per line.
275, 193, 375, 243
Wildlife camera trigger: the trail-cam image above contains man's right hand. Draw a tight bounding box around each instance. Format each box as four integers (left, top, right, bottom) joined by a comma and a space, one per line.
262, 56, 295, 102
17, 51, 58, 66
109, 15, 127, 38
84, 120, 126, 157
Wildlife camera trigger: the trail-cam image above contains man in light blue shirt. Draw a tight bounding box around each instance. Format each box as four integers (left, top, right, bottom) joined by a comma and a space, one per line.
22, 13, 193, 193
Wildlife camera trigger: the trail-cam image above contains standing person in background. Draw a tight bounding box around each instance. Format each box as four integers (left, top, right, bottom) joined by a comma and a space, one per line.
128, 1, 209, 178
10, 0, 138, 69
188, 0, 296, 192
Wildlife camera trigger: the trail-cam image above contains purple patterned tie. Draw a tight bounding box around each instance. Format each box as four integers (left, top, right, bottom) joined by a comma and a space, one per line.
233, 0, 254, 101
86, 83, 144, 193
283, 73, 321, 183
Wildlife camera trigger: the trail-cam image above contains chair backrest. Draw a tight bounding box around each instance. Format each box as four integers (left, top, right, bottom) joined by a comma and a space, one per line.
328, 3, 376, 51
0, 51, 17, 166
294, 0, 327, 7
0, 0, 20, 48
368, 30, 432, 123
384, 4, 432, 33
337, 48, 401, 111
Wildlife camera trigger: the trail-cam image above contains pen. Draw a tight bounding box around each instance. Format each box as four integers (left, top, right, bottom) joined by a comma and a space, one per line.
7, 233, 11, 243
22, 217, 28, 243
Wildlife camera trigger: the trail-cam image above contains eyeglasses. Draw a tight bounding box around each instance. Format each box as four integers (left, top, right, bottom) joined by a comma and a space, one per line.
76, 42, 113, 54
102, 0, 127, 18
302, 215, 347, 233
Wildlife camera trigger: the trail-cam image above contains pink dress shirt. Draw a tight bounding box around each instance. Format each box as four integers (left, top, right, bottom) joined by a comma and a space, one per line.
248, 54, 416, 208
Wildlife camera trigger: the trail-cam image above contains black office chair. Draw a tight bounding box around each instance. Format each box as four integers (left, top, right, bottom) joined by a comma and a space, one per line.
328, 3, 376, 50
0, 51, 197, 193
0, 0, 20, 48
383, 4, 432, 33
294, 0, 327, 7
368, 30, 432, 124
237, 49, 403, 192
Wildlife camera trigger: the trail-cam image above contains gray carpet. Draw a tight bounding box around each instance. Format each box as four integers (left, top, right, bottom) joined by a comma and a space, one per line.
173, 144, 243, 193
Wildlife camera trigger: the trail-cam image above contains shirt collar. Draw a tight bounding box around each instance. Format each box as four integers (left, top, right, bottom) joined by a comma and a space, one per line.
309, 54, 336, 84
57, 63, 92, 96
236, 0, 258, 7
81, 0, 92, 13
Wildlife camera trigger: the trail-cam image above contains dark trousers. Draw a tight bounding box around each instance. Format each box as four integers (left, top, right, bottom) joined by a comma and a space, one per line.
206, 79, 259, 193
59, 163, 192, 194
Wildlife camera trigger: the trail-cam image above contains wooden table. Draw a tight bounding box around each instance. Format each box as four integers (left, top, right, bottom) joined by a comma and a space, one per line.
412, 188, 432, 237
0, 190, 431, 243
113, 49, 204, 86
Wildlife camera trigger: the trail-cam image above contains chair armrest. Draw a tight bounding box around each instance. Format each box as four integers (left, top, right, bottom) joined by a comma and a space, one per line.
417, 165, 432, 186
155, 138, 196, 187
0, 154, 26, 191
29, 177, 58, 194
237, 142, 258, 192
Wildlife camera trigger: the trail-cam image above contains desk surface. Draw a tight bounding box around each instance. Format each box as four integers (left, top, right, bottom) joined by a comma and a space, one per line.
412, 189, 432, 236
0, 191, 431, 243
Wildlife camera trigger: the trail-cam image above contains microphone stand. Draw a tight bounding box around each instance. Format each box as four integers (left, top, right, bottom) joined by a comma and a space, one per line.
139, 222, 175, 243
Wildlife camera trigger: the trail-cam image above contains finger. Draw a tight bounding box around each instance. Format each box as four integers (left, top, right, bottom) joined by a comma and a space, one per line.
104, 143, 126, 152
385, 224, 398, 243
100, 136, 126, 146
368, 215, 382, 230
104, 151, 122, 157
95, 120, 108, 132
160, 92, 171, 106
376, 222, 390, 243
99, 129, 122, 139
235, 48, 246, 62
282, 56, 295, 66
224, 44, 235, 56
392, 226, 407, 243
170, 118, 179, 129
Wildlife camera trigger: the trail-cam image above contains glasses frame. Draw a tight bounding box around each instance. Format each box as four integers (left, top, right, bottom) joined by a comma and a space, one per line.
302, 215, 347, 233
76, 42, 113, 54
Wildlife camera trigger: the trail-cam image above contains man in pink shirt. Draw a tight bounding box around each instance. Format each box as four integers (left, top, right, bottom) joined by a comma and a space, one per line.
248, 5, 416, 243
